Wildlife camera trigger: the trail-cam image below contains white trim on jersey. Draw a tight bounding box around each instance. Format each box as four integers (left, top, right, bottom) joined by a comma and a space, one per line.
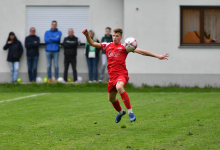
101, 42, 112, 51
101, 42, 130, 53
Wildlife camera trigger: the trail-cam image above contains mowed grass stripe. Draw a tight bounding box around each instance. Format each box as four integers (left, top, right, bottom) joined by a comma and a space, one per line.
0, 93, 40, 101
0, 93, 48, 103
0, 93, 219, 150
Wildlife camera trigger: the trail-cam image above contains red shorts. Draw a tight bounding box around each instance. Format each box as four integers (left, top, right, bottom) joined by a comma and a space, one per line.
108, 75, 129, 93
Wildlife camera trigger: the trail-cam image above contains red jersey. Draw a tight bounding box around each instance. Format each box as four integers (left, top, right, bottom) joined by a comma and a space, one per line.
100, 42, 130, 78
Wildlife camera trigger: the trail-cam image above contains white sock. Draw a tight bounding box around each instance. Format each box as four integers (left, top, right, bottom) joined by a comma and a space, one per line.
128, 108, 133, 114
119, 109, 124, 115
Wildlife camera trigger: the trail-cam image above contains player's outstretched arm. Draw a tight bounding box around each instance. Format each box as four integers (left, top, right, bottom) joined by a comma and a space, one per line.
82, 28, 101, 49
134, 48, 169, 60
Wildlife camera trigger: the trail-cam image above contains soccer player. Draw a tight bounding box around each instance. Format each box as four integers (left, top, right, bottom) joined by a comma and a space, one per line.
82, 28, 169, 123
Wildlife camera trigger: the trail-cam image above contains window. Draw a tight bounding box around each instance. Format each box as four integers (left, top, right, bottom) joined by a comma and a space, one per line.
26, 6, 89, 44
180, 6, 220, 46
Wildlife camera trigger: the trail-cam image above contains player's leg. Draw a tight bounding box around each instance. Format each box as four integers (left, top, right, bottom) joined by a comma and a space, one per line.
116, 81, 136, 122
108, 91, 121, 112
108, 91, 126, 123
116, 81, 131, 110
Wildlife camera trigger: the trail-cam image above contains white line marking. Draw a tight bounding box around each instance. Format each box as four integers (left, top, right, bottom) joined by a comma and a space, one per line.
0, 93, 48, 103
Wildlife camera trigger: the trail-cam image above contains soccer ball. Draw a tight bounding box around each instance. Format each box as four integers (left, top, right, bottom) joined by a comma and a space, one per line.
52, 76, 55, 82
43, 77, 48, 83
17, 78, 22, 83
36, 77, 43, 83
77, 76, 83, 82
67, 77, 73, 82
58, 77, 65, 83
124, 37, 137, 52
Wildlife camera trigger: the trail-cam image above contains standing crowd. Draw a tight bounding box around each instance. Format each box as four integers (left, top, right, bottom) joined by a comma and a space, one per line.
3, 20, 112, 83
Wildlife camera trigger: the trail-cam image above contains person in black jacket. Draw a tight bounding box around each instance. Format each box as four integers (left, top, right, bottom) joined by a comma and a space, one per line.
3, 32, 23, 82
85, 30, 100, 83
25, 27, 40, 82
63, 28, 78, 82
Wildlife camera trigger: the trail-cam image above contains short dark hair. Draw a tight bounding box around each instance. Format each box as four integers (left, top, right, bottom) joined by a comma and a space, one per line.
113, 28, 123, 35
52, 20, 57, 24
106, 27, 111, 30
30, 27, 36, 31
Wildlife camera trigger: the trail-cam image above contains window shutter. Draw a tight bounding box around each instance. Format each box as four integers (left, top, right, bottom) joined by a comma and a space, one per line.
26, 6, 89, 43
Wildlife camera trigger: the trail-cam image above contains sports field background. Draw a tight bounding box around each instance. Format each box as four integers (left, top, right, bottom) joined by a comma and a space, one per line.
0, 83, 220, 149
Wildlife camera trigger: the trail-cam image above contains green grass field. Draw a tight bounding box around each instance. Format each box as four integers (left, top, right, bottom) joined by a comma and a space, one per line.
0, 84, 220, 149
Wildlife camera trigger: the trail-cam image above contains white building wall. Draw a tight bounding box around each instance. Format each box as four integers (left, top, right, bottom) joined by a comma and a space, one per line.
1, 0, 220, 87
0, 0, 123, 82
124, 0, 220, 87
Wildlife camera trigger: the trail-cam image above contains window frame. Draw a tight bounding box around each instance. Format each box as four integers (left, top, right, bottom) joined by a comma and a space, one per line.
180, 6, 220, 46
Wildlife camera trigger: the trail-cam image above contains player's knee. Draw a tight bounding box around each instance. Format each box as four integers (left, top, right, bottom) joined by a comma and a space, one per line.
108, 96, 116, 103
116, 85, 124, 93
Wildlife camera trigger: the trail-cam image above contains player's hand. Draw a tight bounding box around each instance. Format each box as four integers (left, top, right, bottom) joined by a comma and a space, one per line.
8, 41, 12, 44
82, 28, 89, 36
157, 53, 169, 60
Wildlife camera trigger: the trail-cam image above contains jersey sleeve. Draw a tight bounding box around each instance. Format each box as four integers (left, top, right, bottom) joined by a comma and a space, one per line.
100, 42, 111, 51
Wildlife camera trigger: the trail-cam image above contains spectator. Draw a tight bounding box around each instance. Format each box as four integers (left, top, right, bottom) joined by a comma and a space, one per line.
85, 30, 100, 83
99, 27, 112, 83
63, 28, 78, 82
44, 20, 62, 82
3, 32, 23, 82
25, 27, 40, 82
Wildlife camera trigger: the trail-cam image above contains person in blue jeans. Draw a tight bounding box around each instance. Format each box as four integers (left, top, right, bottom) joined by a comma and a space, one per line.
25, 27, 40, 82
85, 30, 100, 83
44, 20, 62, 82
3, 32, 23, 82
